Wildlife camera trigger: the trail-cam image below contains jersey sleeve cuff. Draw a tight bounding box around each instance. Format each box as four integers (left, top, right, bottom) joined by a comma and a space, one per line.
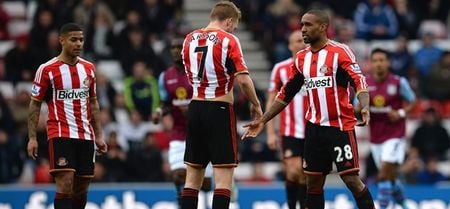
355, 89, 368, 97
274, 98, 287, 106
234, 70, 249, 76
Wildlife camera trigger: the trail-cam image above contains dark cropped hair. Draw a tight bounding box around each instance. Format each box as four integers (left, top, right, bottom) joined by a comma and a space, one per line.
370, 48, 390, 58
59, 23, 83, 35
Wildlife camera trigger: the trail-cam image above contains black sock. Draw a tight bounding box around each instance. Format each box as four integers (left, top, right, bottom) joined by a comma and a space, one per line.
305, 190, 324, 209
212, 188, 231, 209
181, 188, 199, 209
54, 192, 72, 209
286, 180, 300, 209
354, 187, 375, 209
298, 184, 307, 209
71, 193, 87, 209
175, 183, 184, 207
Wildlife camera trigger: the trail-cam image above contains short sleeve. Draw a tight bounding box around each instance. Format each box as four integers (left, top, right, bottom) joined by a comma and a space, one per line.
268, 65, 282, 93
30, 65, 50, 101
89, 67, 97, 98
228, 34, 248, 75
337, 44, 368, 95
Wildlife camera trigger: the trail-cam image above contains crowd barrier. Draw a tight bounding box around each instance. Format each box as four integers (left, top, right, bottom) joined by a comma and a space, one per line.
0, 183, 449, 209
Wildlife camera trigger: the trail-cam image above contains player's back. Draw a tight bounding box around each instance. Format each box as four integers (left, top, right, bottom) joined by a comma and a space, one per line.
182, 28, 248, 100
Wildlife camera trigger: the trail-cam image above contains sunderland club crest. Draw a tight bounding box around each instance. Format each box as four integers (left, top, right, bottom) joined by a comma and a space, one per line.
319, 65, 329, 74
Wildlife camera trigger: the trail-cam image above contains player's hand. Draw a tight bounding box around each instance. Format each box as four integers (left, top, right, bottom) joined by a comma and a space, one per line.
267, 133, 280, 150
250, 104, 263, 120
387, 110, 401, 122
241, 119, 265, 139
95, 137, 108, 155
357, 108, 370, 126
27, 139, 38, 160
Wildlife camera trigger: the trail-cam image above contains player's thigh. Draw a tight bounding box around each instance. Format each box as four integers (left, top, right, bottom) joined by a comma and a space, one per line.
303, 122, 332, 175
370, 143, 383, 169
75, 139, 95, 177
185, 101, 209, 167
48, 138, 77, 175
330, 129, 360, 176
208, 102, 238, 167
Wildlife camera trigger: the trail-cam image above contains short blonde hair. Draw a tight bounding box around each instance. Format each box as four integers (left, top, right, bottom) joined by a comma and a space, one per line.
210, 1, 241, 22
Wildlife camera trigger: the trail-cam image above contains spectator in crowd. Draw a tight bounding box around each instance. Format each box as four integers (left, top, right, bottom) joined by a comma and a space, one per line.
126, 132, 166, 182
118, 110, 152, 152
34, 0, 76, 28
413, 32, 443, 97
354, 0, 399, 40
411, 107, 450, 161
116, 9, 144, 50
0, 129, 24, 183
4, 34, 38, 84
0, 0, 10, 40
101, 131, 127, 182
416, 0, 450, 24
123, 61, 160, 120
389, 34, 413, 78
34, 30, 61, 65
136, 0, 169, 35
400, 149, 424, 184
29, 9, 57, 51
392, 0, 419, 38
96, 73, 117, 111
416, 156, 448, 184
84, 8, 116, 60
426, 51, 450, 101
0, 92, 14, 135
119, 27, 159, 76
72, 0, 115, 31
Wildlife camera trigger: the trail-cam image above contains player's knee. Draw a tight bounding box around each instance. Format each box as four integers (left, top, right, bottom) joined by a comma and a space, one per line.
341, 174, 365, 193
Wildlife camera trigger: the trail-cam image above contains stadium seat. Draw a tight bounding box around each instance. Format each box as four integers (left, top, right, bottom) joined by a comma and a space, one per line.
96, 60, 124, 81
7, 20, 31, 38
1, 1, 26, 19
15, 81, 32, 94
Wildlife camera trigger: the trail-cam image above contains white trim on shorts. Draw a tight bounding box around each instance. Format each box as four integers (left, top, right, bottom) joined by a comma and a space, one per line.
370, 138, 406, 169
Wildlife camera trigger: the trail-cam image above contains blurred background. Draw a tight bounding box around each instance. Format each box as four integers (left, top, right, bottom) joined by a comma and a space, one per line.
0, 0, 450, 208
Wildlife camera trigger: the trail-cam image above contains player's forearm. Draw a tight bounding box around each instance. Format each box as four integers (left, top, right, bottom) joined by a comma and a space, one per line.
237, 74, 261, 107
357, 91, 370, 110
265, 92, 277, 135
28, 100, 42, 141
261, 100, 287, 124
90, 98, 103, 139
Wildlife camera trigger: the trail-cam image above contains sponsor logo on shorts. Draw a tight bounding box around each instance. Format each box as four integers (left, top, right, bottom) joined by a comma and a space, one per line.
304, 76, 332, 90
57, 157, 68, 166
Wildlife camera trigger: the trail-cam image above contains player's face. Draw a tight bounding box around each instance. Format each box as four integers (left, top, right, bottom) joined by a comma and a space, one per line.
171, 39, 183, 63
288, 31, 306, 54
301, 13, 326, 44
60, 31, 84, 57
371, 52, 390, 76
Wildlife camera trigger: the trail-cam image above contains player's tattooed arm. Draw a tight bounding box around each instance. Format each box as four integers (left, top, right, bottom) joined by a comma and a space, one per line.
27, 100, 42, 159
90, 98, 103, 139
28, 100, 42, 140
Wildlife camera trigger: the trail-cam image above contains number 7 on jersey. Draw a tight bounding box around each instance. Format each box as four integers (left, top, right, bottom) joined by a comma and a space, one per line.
194, 46, 208, 80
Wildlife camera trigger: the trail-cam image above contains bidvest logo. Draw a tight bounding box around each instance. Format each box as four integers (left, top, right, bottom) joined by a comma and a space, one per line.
57, 88, 89, 100
304, 76, 332, 90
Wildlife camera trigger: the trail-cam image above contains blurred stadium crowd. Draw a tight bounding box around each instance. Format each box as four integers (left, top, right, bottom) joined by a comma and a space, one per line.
0, 0, 449, 186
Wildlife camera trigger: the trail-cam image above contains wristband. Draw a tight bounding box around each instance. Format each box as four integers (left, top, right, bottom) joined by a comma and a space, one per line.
397, 109, 406, 118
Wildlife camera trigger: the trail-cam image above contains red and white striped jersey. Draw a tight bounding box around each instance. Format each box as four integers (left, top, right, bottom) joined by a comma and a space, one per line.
30, 57, 97, 140
182, 28, 248, 99
269, 58, 306, 138
277, 40, 368, 131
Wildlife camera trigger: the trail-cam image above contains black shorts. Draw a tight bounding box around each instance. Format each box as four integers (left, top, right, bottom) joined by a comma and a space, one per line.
303, 122, 360, 176
281, 136, 304, 159
48, 138, 95, 176
185, 100, 238, 168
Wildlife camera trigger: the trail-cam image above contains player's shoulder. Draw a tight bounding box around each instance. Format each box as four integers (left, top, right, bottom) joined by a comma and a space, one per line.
328, 40, 353, 52
273, 58, 293, 69
78, 57, 95, 68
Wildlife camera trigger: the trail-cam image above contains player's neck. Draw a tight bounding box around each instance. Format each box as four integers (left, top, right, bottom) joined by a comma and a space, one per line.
374, 72, 388, 82
310, 37, 328, 52
58, 53, 78, 65
204, 21, 222, 31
